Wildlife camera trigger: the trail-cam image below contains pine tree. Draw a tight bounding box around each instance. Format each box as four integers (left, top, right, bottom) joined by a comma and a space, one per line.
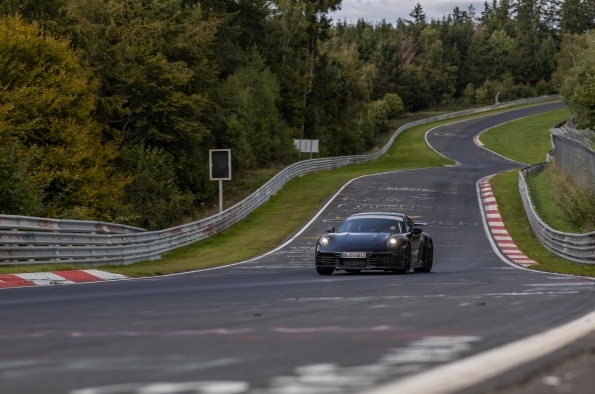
561, 0, 587, 34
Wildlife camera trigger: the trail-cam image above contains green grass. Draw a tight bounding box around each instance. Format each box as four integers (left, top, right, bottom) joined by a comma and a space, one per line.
525, 166, 582, 233
484, 108, 595, 276
480, 108, 569, 164
491, 171, 595, 277
0, 99, 562, 277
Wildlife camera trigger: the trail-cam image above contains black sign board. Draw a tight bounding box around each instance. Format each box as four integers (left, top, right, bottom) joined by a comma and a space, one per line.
209, 149, 231, 180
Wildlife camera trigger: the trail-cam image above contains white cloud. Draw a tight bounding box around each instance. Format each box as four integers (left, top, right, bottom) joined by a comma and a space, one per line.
330, 0, 485, 24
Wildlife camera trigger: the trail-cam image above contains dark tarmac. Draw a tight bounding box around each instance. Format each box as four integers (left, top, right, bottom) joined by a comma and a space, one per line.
2, 101, 594, 394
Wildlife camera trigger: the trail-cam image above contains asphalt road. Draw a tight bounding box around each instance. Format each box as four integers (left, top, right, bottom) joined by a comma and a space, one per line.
2, 101, 594, 394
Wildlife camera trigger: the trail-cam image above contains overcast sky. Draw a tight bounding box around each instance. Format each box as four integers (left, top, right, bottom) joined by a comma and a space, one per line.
330, 0, 485, 24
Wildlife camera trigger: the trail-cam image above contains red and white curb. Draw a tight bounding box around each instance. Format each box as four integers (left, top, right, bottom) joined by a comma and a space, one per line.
0, 270, 127, 289
444, 160, 463, 167
473, 133, 484, 146
479, 177, 539, 267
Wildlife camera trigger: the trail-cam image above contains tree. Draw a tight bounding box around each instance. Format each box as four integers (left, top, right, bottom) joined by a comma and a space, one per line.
0, 15, 127, 219
570, 69, 595, 128
216, 52, 293, 169
561, 0, 587, 34
383, 93, 405, 118
67, 0, 221, 197
408, 3, 427, 36
552, 33, 588, 89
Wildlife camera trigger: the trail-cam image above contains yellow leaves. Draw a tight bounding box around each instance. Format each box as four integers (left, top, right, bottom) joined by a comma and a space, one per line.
0, 15, 128, 220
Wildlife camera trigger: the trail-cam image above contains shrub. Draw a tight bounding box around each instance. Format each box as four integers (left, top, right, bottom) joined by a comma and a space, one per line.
515, 83, 537, 98
552, 166, 595, 232
463, 83, 475, 104
475, 85, 490, 104
0, 143, 42, 216
383, 93, 405, 118
118, 144, 196, 230
535, 79, 551, 95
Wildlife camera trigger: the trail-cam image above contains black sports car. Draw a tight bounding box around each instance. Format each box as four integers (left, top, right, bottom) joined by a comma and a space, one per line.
315, 212, 433, 275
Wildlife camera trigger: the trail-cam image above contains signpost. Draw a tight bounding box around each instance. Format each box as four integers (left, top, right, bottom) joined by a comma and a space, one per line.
293, 139, 319, 160
209, 149, 231, 213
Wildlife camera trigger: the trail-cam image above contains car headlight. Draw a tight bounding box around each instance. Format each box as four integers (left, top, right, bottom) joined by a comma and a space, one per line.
386, 237, 400, 247
319, 236, 330, 246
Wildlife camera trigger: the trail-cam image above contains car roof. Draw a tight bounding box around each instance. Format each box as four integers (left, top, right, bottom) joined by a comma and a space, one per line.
348, 212, 407, 219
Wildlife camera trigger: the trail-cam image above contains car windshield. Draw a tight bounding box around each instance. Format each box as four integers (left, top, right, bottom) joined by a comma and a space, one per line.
337, 217, 405, 233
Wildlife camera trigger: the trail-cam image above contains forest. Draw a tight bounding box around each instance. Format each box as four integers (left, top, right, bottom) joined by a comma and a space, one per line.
0, 0, 594, 229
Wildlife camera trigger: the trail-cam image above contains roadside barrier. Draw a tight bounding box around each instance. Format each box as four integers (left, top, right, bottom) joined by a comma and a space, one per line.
549, 126, 595, 188
519, 163, 595, 264
0, 95, 560, 266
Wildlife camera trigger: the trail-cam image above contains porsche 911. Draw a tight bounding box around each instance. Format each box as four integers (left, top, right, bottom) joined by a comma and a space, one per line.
315, 212, 433, 275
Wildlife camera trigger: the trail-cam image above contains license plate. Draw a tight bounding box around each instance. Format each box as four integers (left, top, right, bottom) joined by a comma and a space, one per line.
341, 252, 366, 258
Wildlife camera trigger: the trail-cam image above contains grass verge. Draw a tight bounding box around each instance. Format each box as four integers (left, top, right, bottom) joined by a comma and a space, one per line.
491, 171, 595, 277
484, 108, 595, 276
0, 99, 562, 277
525, 166, 583, 233
480, 108, 569, 164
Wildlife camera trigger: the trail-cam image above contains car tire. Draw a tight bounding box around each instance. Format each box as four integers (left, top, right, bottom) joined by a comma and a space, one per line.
414, 240, 433, 273
396, 243, 411, 274
316, 267, 335, 275
345, 269, 361, 274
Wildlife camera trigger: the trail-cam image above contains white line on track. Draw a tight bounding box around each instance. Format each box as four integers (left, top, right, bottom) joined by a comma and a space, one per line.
364, 309, 595, 394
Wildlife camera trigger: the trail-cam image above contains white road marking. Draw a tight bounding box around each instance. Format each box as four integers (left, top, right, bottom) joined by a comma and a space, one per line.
15, 273, 75, 286
494, 236, 513, 241
253, 336, 480, 394
82, 270, 127, 280
71, 381, 248, 394
364, 309, 595, 394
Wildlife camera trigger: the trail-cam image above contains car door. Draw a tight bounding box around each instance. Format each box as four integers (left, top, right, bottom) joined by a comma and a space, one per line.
406, 216, 422, 255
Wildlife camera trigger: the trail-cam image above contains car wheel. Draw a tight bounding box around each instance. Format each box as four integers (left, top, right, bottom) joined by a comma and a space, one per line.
316, 266, 334, 275
345, 269, 361, 274
396, 243, 411, 274
414, 240, 433, 273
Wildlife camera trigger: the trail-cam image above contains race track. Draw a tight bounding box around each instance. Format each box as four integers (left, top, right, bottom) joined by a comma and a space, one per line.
2, 101, 594, 394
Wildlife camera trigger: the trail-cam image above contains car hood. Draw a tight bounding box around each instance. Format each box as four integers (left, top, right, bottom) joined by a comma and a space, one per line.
332, 232, 391, 251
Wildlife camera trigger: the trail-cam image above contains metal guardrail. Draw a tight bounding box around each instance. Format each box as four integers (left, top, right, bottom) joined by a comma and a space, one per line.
519, 163, 595, 264
0, 215, 145, 234
0, 94, 561, 266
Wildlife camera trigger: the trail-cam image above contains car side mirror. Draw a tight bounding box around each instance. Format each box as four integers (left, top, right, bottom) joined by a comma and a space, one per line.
411, 227, 423, 235
326, 226, 335, 233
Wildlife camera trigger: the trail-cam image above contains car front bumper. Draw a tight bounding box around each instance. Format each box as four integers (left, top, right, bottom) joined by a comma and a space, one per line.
315, 251, 406, 270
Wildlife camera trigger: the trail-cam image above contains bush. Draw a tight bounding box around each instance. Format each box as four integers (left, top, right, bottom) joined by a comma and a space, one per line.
463, 83, 475, 104
118, 144, 196, 230
360, 100, 390, 147
552, 166, 595, 232
475, 85, 490, 104
515, 83, 537, 98
535, 79, 551, 95
383, 93, 405, 118
0, 143, 42, 216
